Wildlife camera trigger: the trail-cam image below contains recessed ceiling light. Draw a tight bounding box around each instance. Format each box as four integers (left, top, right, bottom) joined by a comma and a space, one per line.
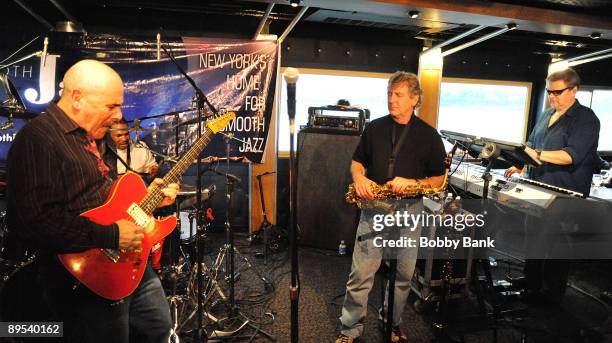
506, 22, 518, 30
590, 32, 602, 39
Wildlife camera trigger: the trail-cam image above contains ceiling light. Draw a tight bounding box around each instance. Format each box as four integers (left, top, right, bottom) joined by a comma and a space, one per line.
506, 22, 518, 30
55, 21, 85, 33
290, 0, 300, 7
590, 32, 602, 39
408, 10, 420, 18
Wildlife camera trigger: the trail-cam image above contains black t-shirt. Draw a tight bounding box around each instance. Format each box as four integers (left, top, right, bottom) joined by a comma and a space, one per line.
352, 115, 446, 184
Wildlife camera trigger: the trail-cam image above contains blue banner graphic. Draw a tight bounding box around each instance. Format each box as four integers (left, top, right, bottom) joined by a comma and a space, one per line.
0, 34, 278, 163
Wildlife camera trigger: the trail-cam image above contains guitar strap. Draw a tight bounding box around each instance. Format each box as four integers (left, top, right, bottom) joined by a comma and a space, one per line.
126, 140, 131, 172
386, 118, 412, 180
107, 143, 139, 175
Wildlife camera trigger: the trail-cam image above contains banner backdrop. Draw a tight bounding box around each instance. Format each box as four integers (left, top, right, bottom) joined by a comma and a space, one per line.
0, 33, 278, 163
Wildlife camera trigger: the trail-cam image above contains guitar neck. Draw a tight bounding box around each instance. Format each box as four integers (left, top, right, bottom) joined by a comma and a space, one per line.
139, 128, 215, 213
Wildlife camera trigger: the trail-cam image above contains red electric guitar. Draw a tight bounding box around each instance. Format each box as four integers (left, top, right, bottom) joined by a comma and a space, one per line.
58, 111, 235, 300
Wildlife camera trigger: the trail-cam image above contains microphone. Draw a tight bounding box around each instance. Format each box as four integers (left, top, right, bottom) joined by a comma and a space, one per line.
204, 169, 242, 184
203, 184, 216, 199
41, 37, 48, 67
226, 173, 242, 184
0, 120, 14, 131
283, 68, 299, 131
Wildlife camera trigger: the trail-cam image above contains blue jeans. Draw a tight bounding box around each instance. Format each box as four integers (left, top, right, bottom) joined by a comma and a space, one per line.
40, 259, 171, 343
339, 200, 422, 338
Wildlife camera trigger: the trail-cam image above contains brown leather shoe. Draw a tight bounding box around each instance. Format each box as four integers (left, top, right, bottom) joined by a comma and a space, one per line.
391, 326, 407, 343
335, 334, 354, 343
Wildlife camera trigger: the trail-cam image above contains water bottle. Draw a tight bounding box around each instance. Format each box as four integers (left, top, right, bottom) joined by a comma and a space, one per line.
339, 240, 347, 256
443, 192, 454, 213
454, 196, 462, 213
445, 192, 454, 203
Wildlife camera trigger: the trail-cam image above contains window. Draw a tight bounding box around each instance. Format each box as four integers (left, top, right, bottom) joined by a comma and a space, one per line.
437, 79, 531, 144
574, 87, 612, 151
277, 73, 533, 154
277, 69, 390, 155
576, 90, 592, 107
591, 90, 612, 151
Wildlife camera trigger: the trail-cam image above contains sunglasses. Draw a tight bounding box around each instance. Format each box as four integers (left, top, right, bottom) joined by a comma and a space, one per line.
546, 86, 573, 96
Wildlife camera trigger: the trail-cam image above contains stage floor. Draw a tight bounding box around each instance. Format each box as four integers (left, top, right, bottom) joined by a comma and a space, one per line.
1, 231, 610, 342
171, 233, 612, 343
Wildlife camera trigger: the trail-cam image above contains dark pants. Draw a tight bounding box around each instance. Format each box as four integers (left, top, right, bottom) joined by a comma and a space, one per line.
524, 259, 570, 304
40, 259, 171, 343
523, 216, 571, 305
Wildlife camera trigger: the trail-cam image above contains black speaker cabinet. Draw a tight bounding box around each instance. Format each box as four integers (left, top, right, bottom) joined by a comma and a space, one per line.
296, 131, 361, 250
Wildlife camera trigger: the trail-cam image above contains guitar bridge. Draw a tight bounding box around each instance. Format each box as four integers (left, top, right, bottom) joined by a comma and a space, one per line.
103, 249, 120, 262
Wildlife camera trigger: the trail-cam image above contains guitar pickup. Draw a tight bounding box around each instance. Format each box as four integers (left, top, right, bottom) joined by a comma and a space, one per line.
103, 249, 120, 263
127, 203, 152, 228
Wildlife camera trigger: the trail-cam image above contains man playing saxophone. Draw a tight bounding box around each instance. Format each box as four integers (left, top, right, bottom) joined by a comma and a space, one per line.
336, 71, 446, 343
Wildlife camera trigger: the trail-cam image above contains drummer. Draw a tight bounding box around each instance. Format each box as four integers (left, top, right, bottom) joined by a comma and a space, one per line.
109, 118, 159, 180
109, 118, 165, 269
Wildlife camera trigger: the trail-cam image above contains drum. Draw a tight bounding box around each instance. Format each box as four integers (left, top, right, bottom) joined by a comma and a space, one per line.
178, 211, 197, 242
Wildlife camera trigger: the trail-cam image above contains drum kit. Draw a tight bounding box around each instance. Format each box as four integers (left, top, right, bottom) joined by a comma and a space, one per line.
110, 103, 281, 340
127, 108, 276, 342
0, 73, 38, 130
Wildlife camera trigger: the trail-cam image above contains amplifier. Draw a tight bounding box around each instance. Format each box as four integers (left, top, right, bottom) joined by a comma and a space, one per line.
305, 106, 367, 134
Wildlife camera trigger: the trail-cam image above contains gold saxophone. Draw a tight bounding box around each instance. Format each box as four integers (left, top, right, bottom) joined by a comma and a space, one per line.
345, 154, 451, 208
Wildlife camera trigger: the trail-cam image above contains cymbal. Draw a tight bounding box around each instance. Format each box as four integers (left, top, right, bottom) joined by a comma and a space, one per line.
178, 184, 215, 209
178, 184, 215, 196
178, 184, 198, 195
0, 107, 38, 120
195, 156, 252, 164
133, 109, 195, 121
172, 112, 215, 128
109, 119, 169, 133
109, 126, 170, 133
177, 117, 202, 127
108, 127, 155, 133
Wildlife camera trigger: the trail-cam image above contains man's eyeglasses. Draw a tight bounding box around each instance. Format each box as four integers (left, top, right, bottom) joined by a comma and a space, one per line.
546, 86, 573, 96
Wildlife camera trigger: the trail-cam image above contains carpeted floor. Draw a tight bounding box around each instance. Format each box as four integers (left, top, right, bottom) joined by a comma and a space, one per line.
1, 229, 610, 343
169, 234, 612, 343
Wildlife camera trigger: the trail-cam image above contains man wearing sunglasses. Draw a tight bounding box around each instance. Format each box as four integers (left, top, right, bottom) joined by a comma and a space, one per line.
505, 68, 600, 305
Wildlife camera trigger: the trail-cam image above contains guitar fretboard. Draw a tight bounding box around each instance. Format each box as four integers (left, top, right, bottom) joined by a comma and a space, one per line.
139, 128, 215, 213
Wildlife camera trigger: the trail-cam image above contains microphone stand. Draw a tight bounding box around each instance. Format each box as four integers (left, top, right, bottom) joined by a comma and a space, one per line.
284, 69, 300, 343
160, 36, 274, 341
196, 135, 274, 342
255, 171, 276, 265
222, 133, 237, 317
160, 40, 217, 342
0, 50, 42, 70
0, 39, 46, 128
198, 131, 248, 308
